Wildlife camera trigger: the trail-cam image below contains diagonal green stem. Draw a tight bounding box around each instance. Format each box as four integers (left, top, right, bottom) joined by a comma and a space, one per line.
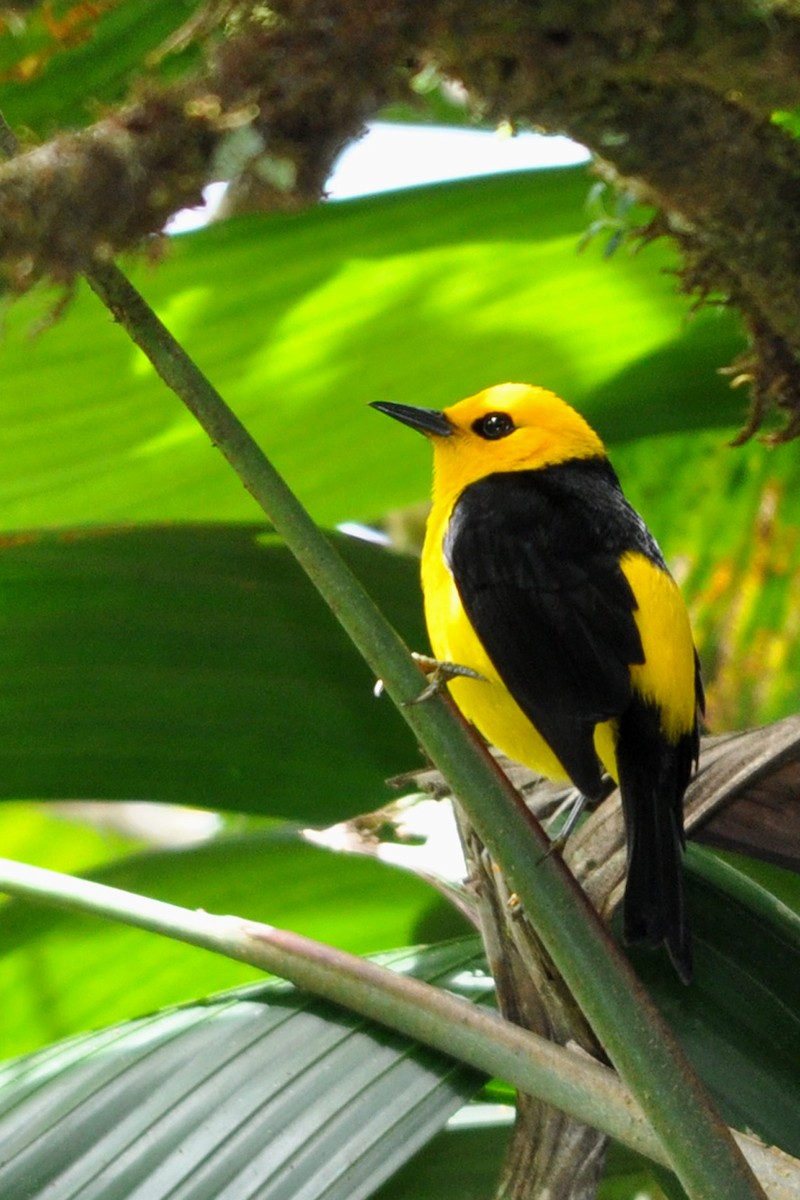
79, 256, 766, 1200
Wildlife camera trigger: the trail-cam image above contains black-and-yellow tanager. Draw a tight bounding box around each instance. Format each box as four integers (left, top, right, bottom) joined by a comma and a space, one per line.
373, 383, 703, 982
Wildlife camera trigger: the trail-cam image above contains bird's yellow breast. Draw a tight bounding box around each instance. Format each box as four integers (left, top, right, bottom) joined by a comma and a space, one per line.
421, 504, 695, 782
421, 496, 620, 780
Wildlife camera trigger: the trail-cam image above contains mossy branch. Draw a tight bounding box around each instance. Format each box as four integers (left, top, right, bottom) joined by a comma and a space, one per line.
4, 1, 800, 433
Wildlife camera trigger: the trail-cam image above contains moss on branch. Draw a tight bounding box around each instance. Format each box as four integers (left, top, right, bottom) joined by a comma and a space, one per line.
4, 0, 800, 435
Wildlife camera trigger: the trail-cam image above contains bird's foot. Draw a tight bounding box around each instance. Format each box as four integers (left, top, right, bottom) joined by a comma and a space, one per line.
547, 790, 588, 854
403, 653, 487, 706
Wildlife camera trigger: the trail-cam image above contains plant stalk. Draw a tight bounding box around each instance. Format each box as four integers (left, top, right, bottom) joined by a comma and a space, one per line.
0, 855, 796, 1200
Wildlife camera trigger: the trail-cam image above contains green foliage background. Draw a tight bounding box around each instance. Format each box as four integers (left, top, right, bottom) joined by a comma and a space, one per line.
1, 5, 799, 1199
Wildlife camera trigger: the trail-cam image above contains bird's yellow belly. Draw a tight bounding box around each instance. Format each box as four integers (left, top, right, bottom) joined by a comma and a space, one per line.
422, 557, 618, 782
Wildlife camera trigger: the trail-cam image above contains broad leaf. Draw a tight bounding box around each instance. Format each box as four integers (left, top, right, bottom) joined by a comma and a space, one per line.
5, 164, 798, 725
631, 847, 800, 1158
0, 940, 490, 1200
0, 168, 744, 536
0, 523, 424, 817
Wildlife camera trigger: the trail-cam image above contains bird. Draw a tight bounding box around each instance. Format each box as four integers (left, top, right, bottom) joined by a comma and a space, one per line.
372, 382, 703, 982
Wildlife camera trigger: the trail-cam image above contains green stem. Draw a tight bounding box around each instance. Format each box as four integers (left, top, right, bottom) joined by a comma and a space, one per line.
0, 857, 651, 1157
0, 856, 786, 1191
81, 257, 765, 1200
0, 859, 793, 1197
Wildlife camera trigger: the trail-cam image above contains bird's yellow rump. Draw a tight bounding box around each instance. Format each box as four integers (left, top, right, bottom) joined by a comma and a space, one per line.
372, 383, 703, 982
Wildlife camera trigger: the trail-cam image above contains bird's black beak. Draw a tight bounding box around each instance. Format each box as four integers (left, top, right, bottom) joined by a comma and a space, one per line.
370, 401, 453, 437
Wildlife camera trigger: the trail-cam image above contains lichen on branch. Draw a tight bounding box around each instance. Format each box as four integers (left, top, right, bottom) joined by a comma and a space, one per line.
427, 0, 800, 440
4, 0, 800, 437
0, 2, 419, 284
0, 94, 217, 287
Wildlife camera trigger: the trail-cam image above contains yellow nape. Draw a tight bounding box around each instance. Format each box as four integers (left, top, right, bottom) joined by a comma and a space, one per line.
431, 383, 606, 505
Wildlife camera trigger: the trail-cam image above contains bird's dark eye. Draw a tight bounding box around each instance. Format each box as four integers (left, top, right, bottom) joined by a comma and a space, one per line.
473, 411, 515, 440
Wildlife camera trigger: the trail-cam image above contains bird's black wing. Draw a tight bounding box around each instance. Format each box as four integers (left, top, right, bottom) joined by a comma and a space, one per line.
444, 459, 659, 797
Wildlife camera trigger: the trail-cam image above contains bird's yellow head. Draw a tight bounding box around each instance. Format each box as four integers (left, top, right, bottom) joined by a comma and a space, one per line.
373, 383, 606, 505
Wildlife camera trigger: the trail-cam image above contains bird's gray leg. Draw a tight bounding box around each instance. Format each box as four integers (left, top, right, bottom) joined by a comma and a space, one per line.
403, 652, 487, 705
549, 790, 589, 850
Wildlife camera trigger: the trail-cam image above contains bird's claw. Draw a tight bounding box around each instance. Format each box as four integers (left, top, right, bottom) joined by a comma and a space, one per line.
403, 653, 487, 706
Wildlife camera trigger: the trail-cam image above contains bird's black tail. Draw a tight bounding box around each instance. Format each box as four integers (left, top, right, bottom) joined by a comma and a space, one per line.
615, 699, 696, 984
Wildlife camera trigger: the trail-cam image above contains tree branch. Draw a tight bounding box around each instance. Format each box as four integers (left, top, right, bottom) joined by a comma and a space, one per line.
5, 0, 800, 434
